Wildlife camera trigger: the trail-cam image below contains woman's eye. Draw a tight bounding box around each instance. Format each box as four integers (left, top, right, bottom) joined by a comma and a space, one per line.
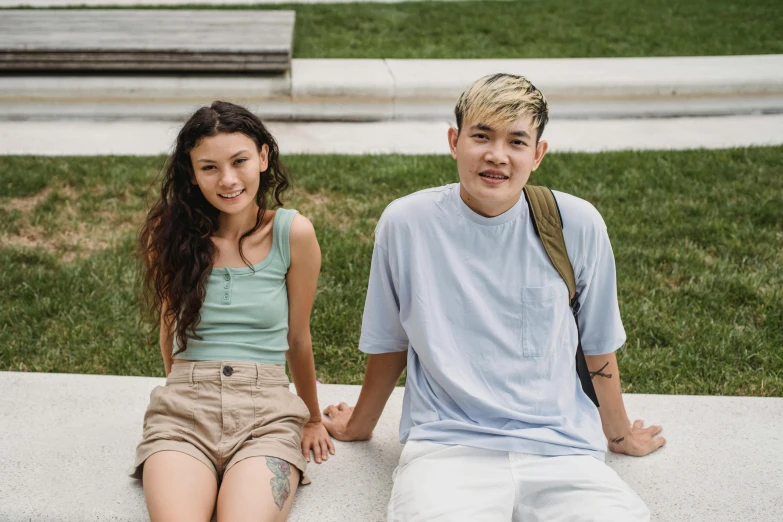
201, 165, 215, 171
235, 158, 247, 165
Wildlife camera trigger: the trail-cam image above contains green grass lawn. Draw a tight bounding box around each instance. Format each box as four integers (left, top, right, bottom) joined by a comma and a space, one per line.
13, 0, 783, 58
1, 147, 782, 397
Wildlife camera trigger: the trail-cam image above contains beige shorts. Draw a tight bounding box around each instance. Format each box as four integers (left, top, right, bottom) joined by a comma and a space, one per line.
130, 361, 311, 484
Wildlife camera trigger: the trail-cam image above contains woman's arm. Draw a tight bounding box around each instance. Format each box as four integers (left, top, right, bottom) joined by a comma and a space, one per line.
159, 300, 174, 377
585, 352, 666, 456
285, 213, 334, 464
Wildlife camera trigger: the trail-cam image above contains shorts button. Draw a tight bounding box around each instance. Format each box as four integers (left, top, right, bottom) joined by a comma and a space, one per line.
224, 283, 230, 289
222, 294, 229, 301
223, 366, 233, 377
224, 274, 231, 281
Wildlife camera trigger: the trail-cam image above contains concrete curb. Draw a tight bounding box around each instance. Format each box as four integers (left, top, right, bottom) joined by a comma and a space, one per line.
2, 55, 782, 121
2, 371, 783, 521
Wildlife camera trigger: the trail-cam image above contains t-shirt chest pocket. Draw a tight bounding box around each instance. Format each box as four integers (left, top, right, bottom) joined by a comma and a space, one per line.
520, 282, 569, 357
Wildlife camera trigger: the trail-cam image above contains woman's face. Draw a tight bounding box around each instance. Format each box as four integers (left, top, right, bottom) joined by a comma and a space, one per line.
189, 132, 269, 216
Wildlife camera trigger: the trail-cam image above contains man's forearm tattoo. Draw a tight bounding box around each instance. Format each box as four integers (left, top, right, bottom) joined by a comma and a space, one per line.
266, 457, 292, 510
610, 436, 625, 444
589, 362, 612, 380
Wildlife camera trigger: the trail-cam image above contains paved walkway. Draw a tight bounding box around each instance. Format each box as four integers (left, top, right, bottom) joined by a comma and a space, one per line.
1, 115, 781, 155
1, 371, 781, 521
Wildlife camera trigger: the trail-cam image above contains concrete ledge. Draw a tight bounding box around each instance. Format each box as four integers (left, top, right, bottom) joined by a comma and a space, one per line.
2, 55, 782, 121
0, 74, 293, 121
291, 59, 395, 120
1, 371, 782, 521
387, 55, 783, 119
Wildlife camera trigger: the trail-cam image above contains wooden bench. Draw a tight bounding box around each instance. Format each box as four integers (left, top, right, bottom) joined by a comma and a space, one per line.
0, 9, 295, 73
0, 371, 781, 521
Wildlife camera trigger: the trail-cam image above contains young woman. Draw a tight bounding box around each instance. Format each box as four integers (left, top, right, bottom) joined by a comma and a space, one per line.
131, 101, 334, 522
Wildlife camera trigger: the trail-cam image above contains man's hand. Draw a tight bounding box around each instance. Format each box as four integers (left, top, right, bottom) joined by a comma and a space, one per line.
301, 419, 335, 463
322, 402, 371, 441
608, 419, 666, 457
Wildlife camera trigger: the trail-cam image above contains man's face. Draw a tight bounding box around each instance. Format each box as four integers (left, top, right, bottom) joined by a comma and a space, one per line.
448, 115, 548, 217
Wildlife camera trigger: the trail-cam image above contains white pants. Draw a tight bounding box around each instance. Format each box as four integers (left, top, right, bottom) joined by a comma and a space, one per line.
387, 441, 649, 522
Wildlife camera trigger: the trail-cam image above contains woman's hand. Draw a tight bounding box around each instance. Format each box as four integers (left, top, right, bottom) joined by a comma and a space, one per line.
301, 419, 335, 464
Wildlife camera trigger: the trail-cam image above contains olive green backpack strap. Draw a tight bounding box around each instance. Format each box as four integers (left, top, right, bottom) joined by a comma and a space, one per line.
523, 185, 576, 298
523, 185, 600, 408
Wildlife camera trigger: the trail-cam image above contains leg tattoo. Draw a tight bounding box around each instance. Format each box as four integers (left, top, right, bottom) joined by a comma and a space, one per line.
265, 457, 292, 511
589, 362, 612, 380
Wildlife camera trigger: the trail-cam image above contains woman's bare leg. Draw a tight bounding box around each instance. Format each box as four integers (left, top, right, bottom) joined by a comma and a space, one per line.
143, 450, 218, 522
217, 456, 300, 522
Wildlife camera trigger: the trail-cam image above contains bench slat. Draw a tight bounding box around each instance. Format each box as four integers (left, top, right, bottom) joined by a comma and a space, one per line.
0, 9, 295, 72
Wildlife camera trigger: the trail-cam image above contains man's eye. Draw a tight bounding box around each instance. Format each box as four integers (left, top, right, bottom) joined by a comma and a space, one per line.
472, 134, 488, 140
512, 140, 526, 146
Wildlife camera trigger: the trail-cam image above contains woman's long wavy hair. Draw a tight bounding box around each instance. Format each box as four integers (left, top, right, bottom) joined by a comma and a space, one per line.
139, 101, 291, 356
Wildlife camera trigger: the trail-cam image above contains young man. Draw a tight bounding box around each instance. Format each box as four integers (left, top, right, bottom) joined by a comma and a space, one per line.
323, 73, 665, 521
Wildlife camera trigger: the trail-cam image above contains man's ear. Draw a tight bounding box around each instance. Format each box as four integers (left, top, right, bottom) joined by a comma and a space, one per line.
531, 140, 549, 171
447, 127, 459, 160
259, 143, 270, 172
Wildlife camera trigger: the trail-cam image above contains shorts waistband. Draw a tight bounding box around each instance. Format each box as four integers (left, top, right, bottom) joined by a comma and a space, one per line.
167, 361, 288, 386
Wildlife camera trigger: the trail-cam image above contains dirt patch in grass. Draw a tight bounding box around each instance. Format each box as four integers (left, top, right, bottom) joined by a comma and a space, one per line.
7, 187, 53, 213
292, 191, 331, 213
1, 185, 143, 262
292, 191, 380, 235
7, 185, 79, 213
2, 219, 143, 262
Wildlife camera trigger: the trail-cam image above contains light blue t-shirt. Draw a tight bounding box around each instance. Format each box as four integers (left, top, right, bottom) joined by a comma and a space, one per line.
359, 183, 626, 460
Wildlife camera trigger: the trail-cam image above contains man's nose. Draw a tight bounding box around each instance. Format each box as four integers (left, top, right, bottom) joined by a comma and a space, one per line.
485, 141, 508, 164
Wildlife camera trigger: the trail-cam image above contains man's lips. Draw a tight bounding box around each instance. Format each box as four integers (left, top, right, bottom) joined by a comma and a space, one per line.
479, 169, 509, 181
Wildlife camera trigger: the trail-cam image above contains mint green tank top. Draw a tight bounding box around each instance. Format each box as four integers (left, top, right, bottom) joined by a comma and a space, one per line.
173, 208, 298, 364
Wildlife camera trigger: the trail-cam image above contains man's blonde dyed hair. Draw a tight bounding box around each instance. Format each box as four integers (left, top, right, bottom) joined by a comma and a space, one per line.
454, 73, 549, 141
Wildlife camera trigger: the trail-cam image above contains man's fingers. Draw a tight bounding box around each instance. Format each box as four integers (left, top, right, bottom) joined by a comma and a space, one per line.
327, 436, 335, 454
337, 402, 349, 411
321, 418, 335, 437
632, 419, 644, 429
646, 425, 663, 436
323, 405, 336, 416
654, 436, 667, 449
302, 443, 311, 462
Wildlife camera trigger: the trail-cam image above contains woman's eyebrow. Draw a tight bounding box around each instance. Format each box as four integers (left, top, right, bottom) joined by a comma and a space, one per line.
196, 150, 249, 163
